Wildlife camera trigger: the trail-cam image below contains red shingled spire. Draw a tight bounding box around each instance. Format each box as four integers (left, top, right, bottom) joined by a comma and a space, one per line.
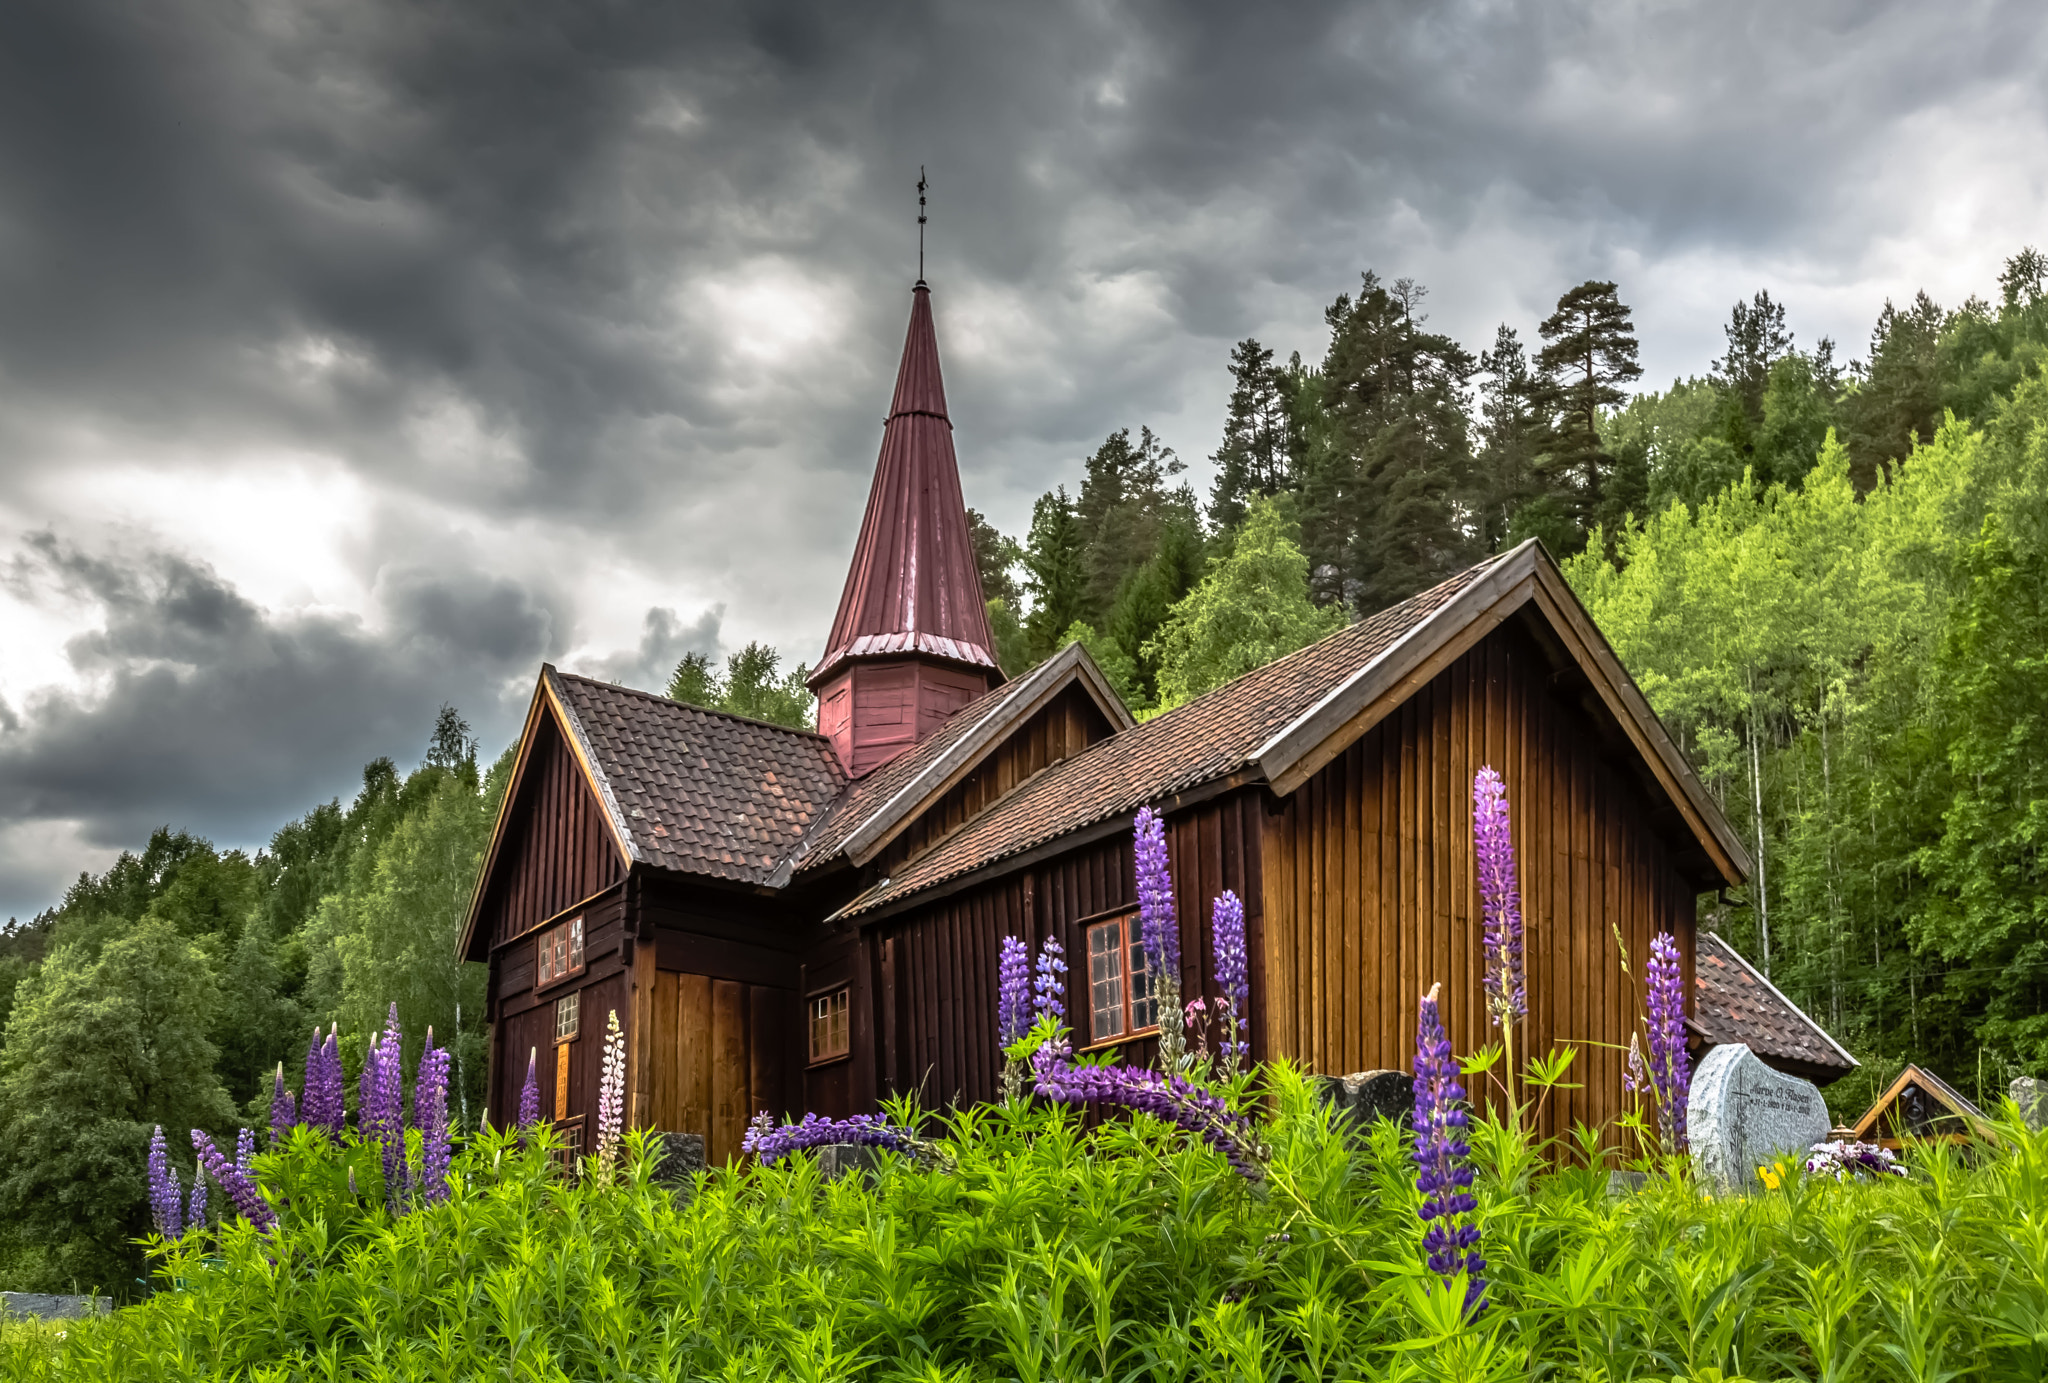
810, 283, 1001, 776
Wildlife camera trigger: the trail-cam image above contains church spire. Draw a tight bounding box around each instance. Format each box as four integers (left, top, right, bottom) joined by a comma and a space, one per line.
810, 280, 1000, 776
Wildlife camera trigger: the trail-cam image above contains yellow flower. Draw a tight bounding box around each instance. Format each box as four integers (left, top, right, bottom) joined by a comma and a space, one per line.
1758, 1164, 1781, 1191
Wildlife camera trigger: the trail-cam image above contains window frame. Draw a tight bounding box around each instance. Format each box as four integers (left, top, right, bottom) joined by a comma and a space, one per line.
807, 986, 851, 1066
553, 990, 580, 1046
534, 915, 587, 993
1083, 913, 1160, 1049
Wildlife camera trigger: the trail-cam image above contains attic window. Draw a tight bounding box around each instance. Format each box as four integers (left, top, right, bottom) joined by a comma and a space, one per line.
809, 987, 850, 1064
1087, 915, 1157, 1044
536, 916, 585, 991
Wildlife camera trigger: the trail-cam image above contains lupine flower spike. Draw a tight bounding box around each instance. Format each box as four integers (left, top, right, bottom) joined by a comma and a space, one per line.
1472, 766, 1526, 1123
186, 1166, 207, 1230
370, 1004, 408, 1208
147, 1125, 183, 1237
1210, 890, 1249, 1080
1033, 1046, 1268, 1180
997, 936, 1032, 1102
235, 1127, 256, 1175
1412, 983, 1486, 1318
1645, 933, 1691, 1155
415, 1027, 453, 1205
595, 1009, 626, 1180
269, 1063, 297, 1147
517, 1047, 541, 1130
743, 1111, 949, 1168
1032, 936, 1066, 1025
191, 1130, 277, 1232
1133, 806, 1185, 1072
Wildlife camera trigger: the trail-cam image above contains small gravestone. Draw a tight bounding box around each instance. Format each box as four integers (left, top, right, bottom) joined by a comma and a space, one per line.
0, 1292, 109, 1321
651, 1132, 705, 1184
1312, 1070, 1415, 1135
2012, 1077, 2048, 1131
1687, 1044, 1831, 1191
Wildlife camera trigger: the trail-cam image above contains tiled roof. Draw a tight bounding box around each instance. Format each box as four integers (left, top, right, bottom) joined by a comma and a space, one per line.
1692, 931, 1857, 1074
832, 557, 1503, 919
549, 671, 846, 887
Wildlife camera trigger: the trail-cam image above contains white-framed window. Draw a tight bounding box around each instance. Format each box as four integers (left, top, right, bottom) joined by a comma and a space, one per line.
536, 915, 586, 990
554, 991, 580, 1045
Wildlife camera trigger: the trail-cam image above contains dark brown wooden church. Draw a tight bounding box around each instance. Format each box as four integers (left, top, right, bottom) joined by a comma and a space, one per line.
458, 278, 1849, 1161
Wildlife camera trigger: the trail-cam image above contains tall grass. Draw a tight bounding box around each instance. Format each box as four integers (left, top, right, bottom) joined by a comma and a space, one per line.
6, 1063, 2046, 1381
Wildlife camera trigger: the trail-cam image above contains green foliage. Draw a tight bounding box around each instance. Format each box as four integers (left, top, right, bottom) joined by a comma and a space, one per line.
1146, 497, 1345, 713
1536, 279, 1645, 541
1020, 486, 1090, 661
0, 917, 236, 1292
1053, 622, 1140, 709
16, 1079, 2048, 1380
966, 507, 1024, 607
666, 641, 815, 729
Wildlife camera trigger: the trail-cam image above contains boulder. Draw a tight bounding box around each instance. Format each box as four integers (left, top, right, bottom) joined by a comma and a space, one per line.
2012, 1076, 2048, 1131
1687, 1043, 1831, 1191
1312, 1069, 1415, 1135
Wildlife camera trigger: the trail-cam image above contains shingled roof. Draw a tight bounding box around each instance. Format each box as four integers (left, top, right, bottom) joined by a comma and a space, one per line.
547, 669, 846, 887
1691, 930, 1858, 1083
830, 555, 1504, 920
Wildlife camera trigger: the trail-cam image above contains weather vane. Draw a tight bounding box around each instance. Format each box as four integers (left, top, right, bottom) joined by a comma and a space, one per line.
917, 166, 928, 283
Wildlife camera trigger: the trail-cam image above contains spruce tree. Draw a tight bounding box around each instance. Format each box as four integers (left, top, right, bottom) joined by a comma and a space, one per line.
1021, 487, 1089, 660
1714, 290, 1794, 428
1073, 427, 1184, 622
1535, 280, 1643, 542
1472, 324, 1552, 553
966, 507, 1022, 606
1842, 291, 1946, 491
1208, 339, 1294, 531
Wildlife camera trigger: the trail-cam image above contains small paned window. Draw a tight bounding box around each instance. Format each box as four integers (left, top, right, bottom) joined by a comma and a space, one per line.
554, 991, 580, 1044
1086, 915, 1157, 1043
536, 915, 586, 990
809, 988, 850, 1063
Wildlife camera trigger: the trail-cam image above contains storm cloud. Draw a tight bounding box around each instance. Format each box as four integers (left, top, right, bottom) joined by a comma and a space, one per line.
1, 0, 2042, 917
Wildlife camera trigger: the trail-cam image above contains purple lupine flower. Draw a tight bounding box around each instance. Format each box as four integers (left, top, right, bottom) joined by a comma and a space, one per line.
742, 1110, 947, 1167
595, 1009, 626, 1175
1033, 936, 1067, 1024
1134, 807, 1179, 974
147, 1125, 183, 1237
372, 1003, 409, 1206
303, 1026, 342, 1138
1133, 806, 1186, 1071
1472, 767, 1526, 1028
997, 936, 1032, 1046
517, 1047, 541, 1128
269, 1063, 297, 1147
1645, 934, 1691, 1154
415, 1028, 453, 1205
187, 1167, 207, 1230
1211, 890, 1249, 1074
191, 1131, 276, 1232
1412, 984, 1486, 1318
234, 1126, 256, 1176
1031, 1045, 1268, 1180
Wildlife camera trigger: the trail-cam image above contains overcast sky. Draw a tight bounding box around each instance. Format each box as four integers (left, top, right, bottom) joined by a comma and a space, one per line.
1, 0, 2042, 920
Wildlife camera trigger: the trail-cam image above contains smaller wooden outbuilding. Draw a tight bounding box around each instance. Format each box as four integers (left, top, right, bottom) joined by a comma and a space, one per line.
1851, 1065, 1986, 1149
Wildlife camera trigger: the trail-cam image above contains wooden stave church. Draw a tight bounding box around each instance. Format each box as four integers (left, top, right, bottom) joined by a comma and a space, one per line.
458, 277, 1851, 1163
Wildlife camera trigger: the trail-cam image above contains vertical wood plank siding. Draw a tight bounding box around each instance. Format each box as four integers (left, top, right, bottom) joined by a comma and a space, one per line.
1260, 620, 1695, 1146
868, 793, 1266, 1108
484, 712, 626, 948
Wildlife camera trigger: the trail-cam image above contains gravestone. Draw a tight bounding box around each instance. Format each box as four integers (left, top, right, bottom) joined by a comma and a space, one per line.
1687, 1043, 1831, 1191
652, 1132, 705, 1184
816, 1142, 882, 1182
2012, 1076, 2048, 1131
1312, 1070, 1415, 1136
0, 1292, 109, 1321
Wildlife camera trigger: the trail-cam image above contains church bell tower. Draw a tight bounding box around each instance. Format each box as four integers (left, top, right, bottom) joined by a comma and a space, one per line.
808, 280, 1001, 776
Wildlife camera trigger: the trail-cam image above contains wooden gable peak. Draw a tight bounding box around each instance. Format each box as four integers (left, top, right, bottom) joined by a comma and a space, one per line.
455, 665, 639, 963
1252, 539, 1752, 889
1850, 1063, 1988, 1145
840, 639, 1133, 868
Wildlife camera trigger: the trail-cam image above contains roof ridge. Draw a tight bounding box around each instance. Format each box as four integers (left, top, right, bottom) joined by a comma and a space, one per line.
555, 669, 835, 744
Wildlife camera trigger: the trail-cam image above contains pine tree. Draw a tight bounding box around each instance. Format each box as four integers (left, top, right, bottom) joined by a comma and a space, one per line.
1535, 280, 1643, 542
1714, 290, 1794, 428
1472, 324, 1552, 552
1208, 339, 1295, 531
1021, 487, 1089, 660
1842, 291, 1946, 491
1319, 273, 1479, 611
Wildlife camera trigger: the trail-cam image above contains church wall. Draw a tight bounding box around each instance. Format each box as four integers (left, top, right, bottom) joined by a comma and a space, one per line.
1260, 618, 1697, 1148
859, 791, 1267, 1109
479, 709, 627, 950
487, 887, 631, 1146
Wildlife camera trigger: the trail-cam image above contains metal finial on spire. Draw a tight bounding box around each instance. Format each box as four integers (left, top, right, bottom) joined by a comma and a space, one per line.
917, 166, 928, 284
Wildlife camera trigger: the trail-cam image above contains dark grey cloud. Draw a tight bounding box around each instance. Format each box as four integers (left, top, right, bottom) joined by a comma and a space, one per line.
1, 0, 2042, 915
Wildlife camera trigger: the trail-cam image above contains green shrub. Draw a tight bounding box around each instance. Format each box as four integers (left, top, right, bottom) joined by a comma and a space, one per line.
9, 1067, 2048, 1381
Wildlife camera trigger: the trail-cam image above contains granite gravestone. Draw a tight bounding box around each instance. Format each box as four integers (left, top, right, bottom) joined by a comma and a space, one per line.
1312, 1070, 1415, 1135
1688, 1043, 1831, 1190
0, 1293, 109, 1321
2012, 1076, 2047, 1131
